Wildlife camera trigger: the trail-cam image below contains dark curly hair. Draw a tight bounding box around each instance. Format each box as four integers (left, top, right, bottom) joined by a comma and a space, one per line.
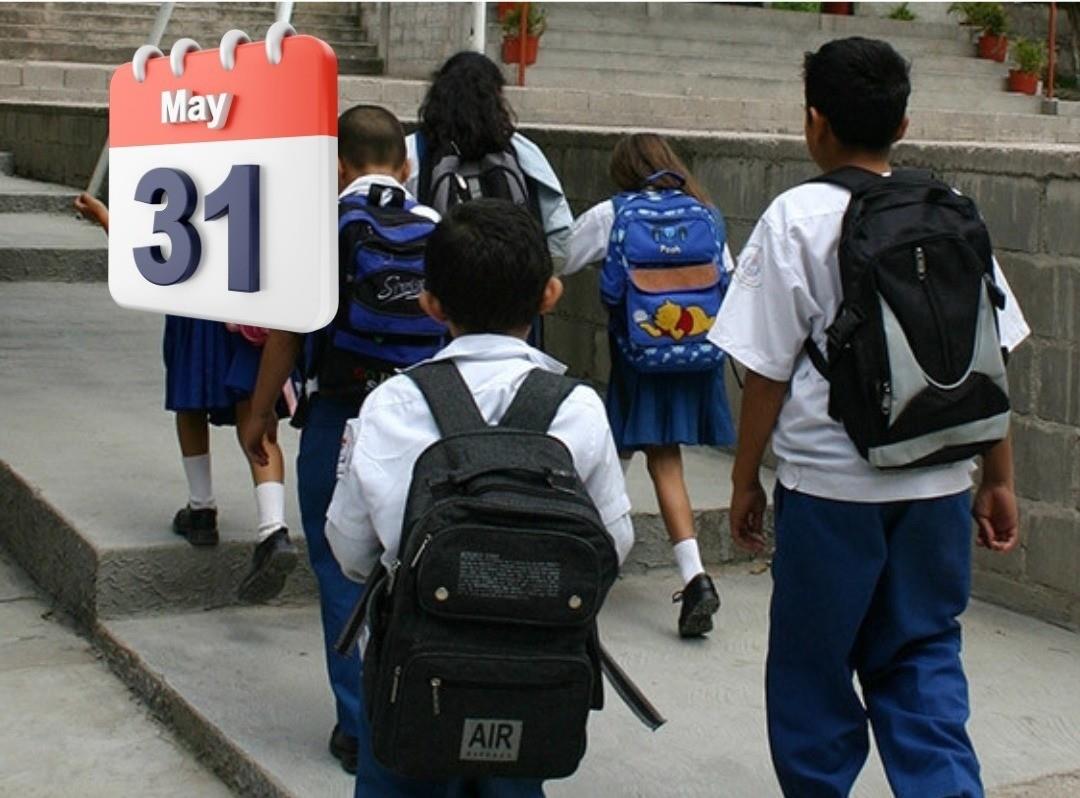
418, 51, 517, 160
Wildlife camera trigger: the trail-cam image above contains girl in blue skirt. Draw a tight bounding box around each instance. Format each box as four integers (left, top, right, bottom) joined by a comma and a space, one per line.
76, 193, 296, 602
563, 134, 736, 638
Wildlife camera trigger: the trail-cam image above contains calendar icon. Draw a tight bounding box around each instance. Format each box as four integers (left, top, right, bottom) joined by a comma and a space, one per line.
108, 23, 338, 332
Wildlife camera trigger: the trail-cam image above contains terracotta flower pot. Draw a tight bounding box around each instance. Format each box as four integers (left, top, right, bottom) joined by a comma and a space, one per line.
978, 33, 1008, 62
502, 35, 539, 65
1007, 69, 1039, 95
822, 2, 853, 15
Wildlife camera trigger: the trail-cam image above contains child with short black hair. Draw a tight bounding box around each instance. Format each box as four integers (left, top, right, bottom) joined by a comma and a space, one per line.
325, 199, 634, 797
711, 36, 1029, 797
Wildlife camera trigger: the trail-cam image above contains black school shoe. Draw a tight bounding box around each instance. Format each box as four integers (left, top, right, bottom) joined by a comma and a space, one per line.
673, 573, 721, 638
237, 527, 298, 603
329, 725, 358, 775
173, 505, 219, 547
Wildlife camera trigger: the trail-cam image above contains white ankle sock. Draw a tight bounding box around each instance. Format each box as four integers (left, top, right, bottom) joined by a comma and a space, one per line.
182, 454, 215, 509
619, 455, 633, 476
255, 481, 286, 541
673, 539, 705, 586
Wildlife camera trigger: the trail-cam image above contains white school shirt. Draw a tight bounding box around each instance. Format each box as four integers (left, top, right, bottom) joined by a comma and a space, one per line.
564, 199, 737, 277
325, 334, 635, 582
709, 180, 1030, 503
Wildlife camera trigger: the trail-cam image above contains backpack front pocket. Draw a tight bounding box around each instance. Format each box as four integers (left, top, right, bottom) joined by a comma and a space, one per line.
375, 652, 594, 779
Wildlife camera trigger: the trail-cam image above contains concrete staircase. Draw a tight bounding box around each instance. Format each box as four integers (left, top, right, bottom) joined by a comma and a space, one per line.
0, 1, 381, 75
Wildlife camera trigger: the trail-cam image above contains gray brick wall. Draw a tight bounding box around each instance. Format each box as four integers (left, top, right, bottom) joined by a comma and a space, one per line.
361, 2, 472, 80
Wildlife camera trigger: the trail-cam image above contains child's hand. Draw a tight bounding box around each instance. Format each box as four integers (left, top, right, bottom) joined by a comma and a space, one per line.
239, 408, 277, 468
730, 479, 768, 553
74, 193, 108, 229
972, 481, 1019, 553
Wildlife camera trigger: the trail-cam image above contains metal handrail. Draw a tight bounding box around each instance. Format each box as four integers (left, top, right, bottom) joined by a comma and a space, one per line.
86, 2, 175, 198
85, 1, 294, 198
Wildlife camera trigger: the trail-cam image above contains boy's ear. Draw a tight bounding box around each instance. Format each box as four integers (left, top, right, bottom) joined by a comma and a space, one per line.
892, 116, 910, 144
538, 277, 564, 316
337, 157, 347, 191
395, 158, 411, 186
419, 290, 448, 324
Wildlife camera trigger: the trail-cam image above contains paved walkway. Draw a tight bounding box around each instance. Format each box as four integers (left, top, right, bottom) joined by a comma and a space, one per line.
0, 548, 232, 797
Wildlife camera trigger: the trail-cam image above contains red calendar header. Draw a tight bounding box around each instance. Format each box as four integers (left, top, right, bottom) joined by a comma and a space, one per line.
110, 34, 337, 148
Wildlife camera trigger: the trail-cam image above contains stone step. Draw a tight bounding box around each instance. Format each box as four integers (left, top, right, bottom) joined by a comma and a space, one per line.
0, 213, 106, 280
0, 22, 369, 47
520, 46, 1011, 93
0, 171, 78, 212
0, 38, 381, 73
520, 65, 1040, 115
0, 282, 767, 621
532, 28, 1001, 75
90, 571, 1080, 798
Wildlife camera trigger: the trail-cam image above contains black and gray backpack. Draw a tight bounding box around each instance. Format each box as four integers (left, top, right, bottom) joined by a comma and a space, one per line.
806, 167, 1010, 470
337, 361, 662, 780
417, 136, 537, 218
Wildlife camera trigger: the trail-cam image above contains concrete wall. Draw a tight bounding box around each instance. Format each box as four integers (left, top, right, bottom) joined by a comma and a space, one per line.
360, 2, 472, 80
2, 101, 1077, 629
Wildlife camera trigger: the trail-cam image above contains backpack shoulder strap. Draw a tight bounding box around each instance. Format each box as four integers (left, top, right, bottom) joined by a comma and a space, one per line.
599, 640, 666, 731
408, 361, 487, 436
498, 368, 583, 432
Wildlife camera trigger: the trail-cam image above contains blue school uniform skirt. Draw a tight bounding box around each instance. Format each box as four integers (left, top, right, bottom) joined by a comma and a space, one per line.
163, 316, 261, 426
605, 333, 736, 453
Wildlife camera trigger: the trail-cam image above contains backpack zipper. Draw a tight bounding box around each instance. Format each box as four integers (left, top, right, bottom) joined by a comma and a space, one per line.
430, 677, 442, 716
914, 245, 954, 376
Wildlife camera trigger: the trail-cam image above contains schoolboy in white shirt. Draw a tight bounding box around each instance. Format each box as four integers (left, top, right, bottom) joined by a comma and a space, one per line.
710, 37, 1029, 798
326, 199, 634, 797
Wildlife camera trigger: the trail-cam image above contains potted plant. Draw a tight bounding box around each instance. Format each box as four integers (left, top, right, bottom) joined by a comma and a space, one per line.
1008, 37, 1047, 95
501, 4, 547, 66
888, 3, 917, 21
951, 3, 1009, 62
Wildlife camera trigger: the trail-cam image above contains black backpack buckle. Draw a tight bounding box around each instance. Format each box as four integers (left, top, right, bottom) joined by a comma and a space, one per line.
826, 305, 865, 351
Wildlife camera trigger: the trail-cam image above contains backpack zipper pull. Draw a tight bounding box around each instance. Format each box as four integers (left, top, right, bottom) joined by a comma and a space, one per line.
880, 380, 893, 417
409, 534, 433, 569
431, 677, 442, 716
915, 246, 927, 280
385, 559, 401, 593
390, 665, 402, 704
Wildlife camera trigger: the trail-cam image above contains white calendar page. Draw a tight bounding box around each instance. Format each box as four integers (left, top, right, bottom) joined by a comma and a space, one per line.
108, 33, 338, 332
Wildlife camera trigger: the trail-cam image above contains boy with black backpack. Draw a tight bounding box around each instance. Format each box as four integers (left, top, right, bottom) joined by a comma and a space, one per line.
325, 200, 639, 797
710, 38, 1029, 797
240, 105, 442, 777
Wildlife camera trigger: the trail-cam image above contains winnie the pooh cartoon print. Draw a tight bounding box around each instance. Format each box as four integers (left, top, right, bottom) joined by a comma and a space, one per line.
635, 300, 714, 341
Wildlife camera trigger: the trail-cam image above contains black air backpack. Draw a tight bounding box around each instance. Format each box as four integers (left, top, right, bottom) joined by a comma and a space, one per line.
806, 167, 1011, 469
417, 134, 540, 220
337, 361, 663, 780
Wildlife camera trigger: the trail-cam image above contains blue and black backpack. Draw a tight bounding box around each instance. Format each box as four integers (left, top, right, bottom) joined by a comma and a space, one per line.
310, 183, 445, 395
601, 172, 729, 373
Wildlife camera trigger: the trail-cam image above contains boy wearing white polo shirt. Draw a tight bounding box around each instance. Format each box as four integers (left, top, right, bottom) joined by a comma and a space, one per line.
711, 37, 1029, 798
326, 199, 634, 797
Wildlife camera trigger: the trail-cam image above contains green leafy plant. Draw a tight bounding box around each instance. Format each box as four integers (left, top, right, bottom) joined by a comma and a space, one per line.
889, 3, 917, 21
501, 4, 547, 37
1012, 37, 1047, 75
950, 3, 1007, 36
772, 2, 822, 11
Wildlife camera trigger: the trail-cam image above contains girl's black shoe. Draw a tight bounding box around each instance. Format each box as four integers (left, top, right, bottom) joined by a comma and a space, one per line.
238, 528, 298, 603
172, 505, 219, 547
673, 573, 721, 638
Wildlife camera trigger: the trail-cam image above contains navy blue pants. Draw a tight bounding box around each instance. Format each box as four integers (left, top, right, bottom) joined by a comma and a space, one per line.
767, 486, 982, 798
297, 395, 365, 738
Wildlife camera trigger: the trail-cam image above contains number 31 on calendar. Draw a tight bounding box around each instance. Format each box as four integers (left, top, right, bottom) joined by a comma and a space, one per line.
108, 24, 339, 333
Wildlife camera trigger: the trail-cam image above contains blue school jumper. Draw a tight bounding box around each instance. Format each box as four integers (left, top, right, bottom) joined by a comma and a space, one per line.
163, 315, 261, 425
768, 485, 982, 798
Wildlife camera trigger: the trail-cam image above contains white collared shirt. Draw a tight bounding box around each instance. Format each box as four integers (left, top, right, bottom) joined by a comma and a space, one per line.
326, 334, 635, 581
710, 180, 1030, 503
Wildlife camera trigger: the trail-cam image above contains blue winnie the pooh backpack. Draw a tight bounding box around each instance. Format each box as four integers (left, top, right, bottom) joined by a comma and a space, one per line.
309, 183, 446, 396
601, 172, 729, 373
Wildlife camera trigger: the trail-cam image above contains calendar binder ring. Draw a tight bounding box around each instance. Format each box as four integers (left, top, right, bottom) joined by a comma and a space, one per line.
265, 21, 296, 66
219, 29, 252, 70
169, 37, 201, 77
132, 45, 163, 82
